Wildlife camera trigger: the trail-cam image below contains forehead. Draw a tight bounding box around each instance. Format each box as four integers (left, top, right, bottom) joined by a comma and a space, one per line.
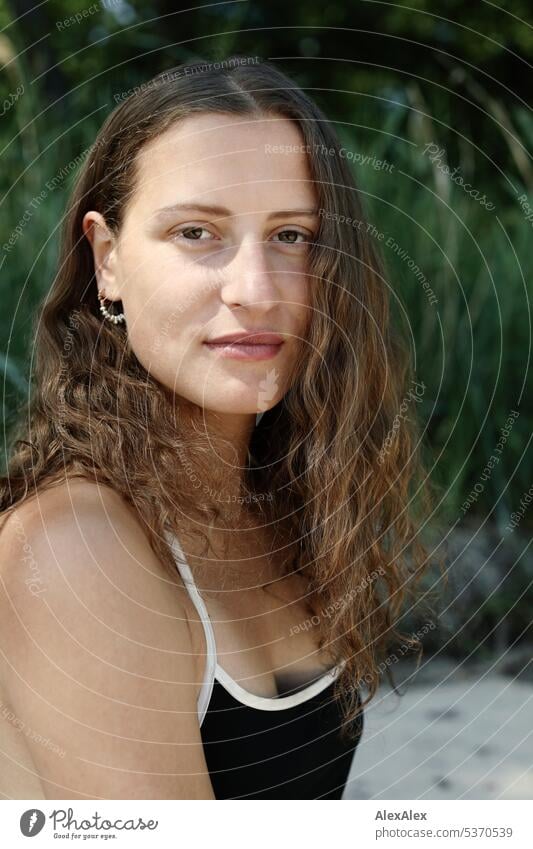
129, 112, 316, 216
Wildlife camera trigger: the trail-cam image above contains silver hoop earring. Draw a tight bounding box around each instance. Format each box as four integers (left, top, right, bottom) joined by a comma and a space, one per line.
98, 290, 125, 325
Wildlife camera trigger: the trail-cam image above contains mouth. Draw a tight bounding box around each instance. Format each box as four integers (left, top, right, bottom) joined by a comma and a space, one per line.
203, 340, 284, 361
203, 330, 286, 361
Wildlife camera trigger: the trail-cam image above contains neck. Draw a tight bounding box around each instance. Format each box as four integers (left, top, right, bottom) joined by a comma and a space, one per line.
175, 396, 259, 508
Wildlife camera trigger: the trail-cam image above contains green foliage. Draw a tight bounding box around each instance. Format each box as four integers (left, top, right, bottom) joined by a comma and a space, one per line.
0, 0, 531, 542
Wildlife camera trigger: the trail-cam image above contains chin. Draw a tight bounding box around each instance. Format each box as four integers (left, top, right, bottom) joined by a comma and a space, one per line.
201, 401, 271, 417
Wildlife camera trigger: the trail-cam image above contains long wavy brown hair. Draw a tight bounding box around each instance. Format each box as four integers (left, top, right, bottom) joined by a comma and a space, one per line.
0, 56, 431, 741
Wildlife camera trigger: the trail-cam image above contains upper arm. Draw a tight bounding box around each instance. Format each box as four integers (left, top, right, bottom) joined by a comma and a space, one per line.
0, 482, 215, 799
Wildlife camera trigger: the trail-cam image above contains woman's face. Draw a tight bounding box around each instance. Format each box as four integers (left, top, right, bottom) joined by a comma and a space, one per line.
83, 112, 319, 418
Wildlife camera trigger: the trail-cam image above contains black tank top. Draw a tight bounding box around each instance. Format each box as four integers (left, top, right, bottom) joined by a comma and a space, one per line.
167, 532, 363, 799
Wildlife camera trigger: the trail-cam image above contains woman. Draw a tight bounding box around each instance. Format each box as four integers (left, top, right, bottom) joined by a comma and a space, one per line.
0, 56, 429, 799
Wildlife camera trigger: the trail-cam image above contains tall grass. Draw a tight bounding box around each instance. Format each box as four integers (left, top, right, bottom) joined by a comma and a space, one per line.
335, 90, 531, 530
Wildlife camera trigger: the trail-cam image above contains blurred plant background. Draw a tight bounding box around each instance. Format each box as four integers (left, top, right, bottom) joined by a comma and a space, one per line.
0, 0, 531, 665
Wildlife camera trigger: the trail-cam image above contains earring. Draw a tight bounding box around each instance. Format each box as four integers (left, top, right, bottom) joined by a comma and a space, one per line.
98, 289, 125, 325
255, 411, 265, 426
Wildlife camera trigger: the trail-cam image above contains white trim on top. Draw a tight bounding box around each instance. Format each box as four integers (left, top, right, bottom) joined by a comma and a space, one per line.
214, 660, 345, 711
166, 529, 346, 719
166, 531, 217, 726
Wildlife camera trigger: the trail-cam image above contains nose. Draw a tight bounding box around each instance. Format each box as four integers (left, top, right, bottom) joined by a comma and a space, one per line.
219, 236, 279, 313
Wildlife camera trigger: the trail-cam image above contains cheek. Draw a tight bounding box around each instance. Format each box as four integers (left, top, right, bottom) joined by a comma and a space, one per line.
123, 285, 173, 351
119, 241, 182, 329
291, 277, 312, 334
121, 271, 191, 371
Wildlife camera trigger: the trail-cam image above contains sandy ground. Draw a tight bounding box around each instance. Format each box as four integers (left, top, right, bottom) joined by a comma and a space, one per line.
343, 666, 533, 800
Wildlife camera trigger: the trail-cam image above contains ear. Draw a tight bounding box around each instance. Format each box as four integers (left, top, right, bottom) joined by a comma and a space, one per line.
82, 211, 122, 302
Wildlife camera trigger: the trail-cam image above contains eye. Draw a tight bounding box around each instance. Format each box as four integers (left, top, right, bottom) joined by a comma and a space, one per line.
171, 226, 218, 242
272, 229, 313, 245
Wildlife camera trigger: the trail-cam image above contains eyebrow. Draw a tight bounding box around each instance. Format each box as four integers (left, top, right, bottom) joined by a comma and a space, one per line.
153, 202, 319, 220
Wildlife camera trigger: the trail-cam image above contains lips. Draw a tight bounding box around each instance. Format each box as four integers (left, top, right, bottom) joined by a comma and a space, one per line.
205, 332, 285, 345
203, 332, 285, 361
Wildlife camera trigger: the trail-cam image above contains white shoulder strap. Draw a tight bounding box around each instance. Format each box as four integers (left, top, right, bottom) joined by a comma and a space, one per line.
165, 530, 217, 727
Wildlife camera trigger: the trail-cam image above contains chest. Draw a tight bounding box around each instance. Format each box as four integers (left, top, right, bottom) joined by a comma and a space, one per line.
184, 567, 333, 699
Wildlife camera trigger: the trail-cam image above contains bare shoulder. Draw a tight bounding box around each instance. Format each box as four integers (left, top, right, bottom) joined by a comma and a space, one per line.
0, 478, 173, 599
0, 479, 215, 800
0, 478, 142, 561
